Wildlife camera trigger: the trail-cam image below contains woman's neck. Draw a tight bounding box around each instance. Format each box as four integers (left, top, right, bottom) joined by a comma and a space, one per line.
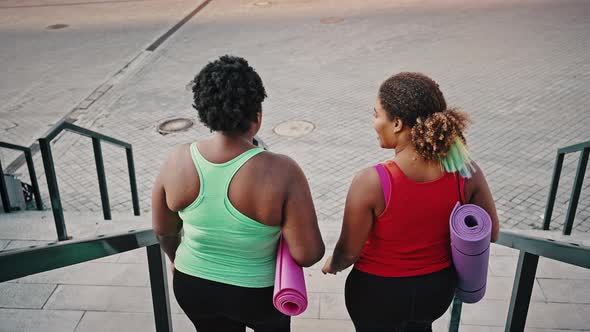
394, 142, 418, 161
216, 132, 255, 148
394, 142, 440, 168
393, 142, 444, 181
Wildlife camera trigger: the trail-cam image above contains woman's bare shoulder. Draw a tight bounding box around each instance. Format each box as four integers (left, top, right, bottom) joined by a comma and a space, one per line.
466, 161, 485, 184
250, 152, 313, 191
464, 161, 489, 201
349, 166, 382, 199
159, 144, 192, 174
256, 151, 302, 171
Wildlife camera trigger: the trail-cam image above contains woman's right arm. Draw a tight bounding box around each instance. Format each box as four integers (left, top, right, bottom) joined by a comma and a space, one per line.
151, 148, 184, 263
280, 157, 325, 267
466, 163, 500, 242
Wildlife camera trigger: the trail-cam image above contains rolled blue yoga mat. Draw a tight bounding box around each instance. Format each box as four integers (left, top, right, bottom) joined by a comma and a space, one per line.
450, 202, 492, 303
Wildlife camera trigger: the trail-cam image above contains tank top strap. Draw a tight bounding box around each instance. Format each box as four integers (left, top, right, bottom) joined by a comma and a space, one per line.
223, 147, 265, 190
188, 143, 264, 195
189, 142, 208, 171
374, 164, 391, 205
382, 160, 404, 181
456, 172, 466, 204
188, 142, 207, 187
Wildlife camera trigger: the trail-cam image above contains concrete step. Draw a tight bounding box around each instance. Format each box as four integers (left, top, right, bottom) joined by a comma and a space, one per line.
0, 210, 149, 251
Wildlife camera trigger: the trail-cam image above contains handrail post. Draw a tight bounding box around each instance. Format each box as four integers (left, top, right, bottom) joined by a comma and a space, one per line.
448, 297, 462, 332
505, 251, 539, 332
39, 138, 68, 241
92, 138, 111, 220
126, 147, 140, 216
0, 158, 11, 213
543, 152, 564, 230
147, 244, 173, 332
24, 149, 43, 210
563, 148, 589, 235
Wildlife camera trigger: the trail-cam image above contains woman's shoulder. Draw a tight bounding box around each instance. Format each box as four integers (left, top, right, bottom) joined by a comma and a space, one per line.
355, 166, 381, 181
350, 166, 382, 194
254, 151, 301, 170
464, 161, 485, 183
464, 161, 486, 200
250, 152, 312, 190
159, 143, 192, 174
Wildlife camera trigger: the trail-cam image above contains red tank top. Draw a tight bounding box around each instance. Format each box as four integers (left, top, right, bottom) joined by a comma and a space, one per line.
354, 160, 465, 277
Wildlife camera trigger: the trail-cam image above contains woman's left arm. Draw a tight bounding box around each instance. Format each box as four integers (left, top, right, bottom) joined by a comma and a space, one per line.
322, 168, 381, 274
465, 163, 500, 242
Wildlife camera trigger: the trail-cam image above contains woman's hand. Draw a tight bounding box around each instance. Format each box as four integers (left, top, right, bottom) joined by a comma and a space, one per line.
321, 256, 338, 275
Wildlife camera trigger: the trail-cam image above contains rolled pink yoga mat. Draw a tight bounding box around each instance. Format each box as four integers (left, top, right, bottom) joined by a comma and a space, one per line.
273, 236, 308, 316
450, 202, 492, 304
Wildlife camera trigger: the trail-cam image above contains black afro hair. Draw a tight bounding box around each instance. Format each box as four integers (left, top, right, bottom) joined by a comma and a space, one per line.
191, 55, 267, 134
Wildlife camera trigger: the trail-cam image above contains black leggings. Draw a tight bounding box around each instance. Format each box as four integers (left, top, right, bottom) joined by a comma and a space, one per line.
345, 267, 456, 332
173, 269, 290, 332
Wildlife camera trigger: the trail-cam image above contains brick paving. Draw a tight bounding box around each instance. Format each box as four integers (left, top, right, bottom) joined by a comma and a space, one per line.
8, 0, 588, 232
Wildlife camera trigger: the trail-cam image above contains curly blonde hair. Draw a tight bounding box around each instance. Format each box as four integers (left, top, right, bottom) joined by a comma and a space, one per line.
411, 108, 470, 161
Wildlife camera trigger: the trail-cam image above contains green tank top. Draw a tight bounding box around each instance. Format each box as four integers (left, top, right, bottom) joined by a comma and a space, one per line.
174, 143, 281, 288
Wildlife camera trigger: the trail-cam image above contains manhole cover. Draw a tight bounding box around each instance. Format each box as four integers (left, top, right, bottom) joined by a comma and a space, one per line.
158, 118, 194, 135
254, 1, 271, 6
46, 24, 69, 30
273, 120, 315, 137
320, 17, 344, 24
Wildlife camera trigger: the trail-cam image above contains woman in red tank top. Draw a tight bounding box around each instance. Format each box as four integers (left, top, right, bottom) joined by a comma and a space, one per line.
322, 73, 500, 331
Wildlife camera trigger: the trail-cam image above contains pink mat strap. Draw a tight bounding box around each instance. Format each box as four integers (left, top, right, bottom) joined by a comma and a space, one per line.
375, 164, 391, 206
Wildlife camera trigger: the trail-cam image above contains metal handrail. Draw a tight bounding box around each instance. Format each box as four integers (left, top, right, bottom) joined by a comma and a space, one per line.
448, 230, 590, 332
0, 228, 172, 332
543, 140, 589, 235
495, 230, 590, 267
449, 140, 589, 331
0, 142, 43, 212
38, 120, 140, 241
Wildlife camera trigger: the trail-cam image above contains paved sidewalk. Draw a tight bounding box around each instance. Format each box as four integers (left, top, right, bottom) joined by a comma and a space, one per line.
0, 0, 202, 169
5, 0, 589, 232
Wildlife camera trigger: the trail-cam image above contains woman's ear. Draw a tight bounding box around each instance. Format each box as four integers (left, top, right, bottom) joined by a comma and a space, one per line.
393, 118, 404, 133
250, 112, 262, 136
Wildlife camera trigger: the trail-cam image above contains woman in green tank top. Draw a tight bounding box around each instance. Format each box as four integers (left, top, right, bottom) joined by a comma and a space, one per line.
151, 55, 325, 332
